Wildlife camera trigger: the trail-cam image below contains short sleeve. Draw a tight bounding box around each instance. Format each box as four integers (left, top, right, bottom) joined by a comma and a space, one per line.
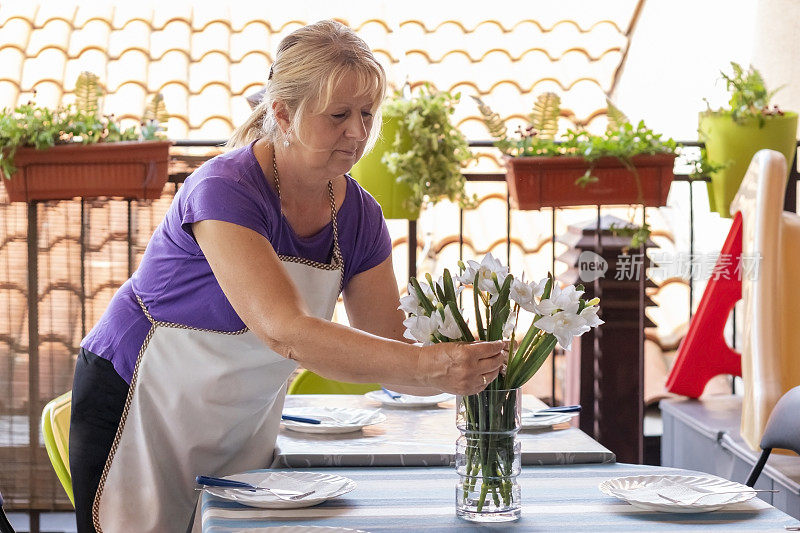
349, 192, 392, 277
179, 175, 271, 242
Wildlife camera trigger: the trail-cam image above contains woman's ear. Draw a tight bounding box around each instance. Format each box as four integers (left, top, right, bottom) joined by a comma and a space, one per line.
272, 101, 291, 134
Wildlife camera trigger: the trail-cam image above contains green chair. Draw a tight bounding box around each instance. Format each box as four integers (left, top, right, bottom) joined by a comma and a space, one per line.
287, 369, 380, 395
42, 391, 73, 506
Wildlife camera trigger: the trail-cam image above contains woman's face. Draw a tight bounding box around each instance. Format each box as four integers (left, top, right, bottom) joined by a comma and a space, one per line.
292, 71, 378, 178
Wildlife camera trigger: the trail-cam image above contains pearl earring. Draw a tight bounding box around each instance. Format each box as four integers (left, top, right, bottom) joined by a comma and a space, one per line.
283, 130, 291, 148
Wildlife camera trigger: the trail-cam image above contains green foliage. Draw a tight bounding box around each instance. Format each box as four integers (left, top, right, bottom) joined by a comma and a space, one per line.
0, 73, 169, 179
605, 97, 629, 132
528, 92, 560, 140
687, 147, 727, 181
708, 62, 785, 126
142, 93, 169, 140
382, 85, 475, 211
475, 94, 678, 245
75, 71, 103, 116
471, 95, 506, 140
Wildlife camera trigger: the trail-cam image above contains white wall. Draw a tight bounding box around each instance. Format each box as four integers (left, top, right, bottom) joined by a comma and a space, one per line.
752, 0, 800, 118
612, 0, 759, 141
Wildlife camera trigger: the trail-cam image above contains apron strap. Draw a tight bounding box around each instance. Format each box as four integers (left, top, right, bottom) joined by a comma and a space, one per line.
327, 180, 344, 271
135, 294, 157, 325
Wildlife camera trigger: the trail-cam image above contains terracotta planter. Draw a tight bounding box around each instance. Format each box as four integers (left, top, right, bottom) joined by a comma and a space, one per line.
3, 140, 172, 202
505, 153, 677, 210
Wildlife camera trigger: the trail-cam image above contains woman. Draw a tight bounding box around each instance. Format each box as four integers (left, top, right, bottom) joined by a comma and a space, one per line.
69, 20, 505, 532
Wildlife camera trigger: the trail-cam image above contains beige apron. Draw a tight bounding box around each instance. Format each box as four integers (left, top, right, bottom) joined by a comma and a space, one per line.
93, 182, 343, 532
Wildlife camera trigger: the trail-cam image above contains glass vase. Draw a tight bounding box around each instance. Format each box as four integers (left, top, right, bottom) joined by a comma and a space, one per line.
455, 387, 522, 522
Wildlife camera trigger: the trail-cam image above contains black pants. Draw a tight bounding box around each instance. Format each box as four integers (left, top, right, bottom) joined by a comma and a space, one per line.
69, 348, 129, 533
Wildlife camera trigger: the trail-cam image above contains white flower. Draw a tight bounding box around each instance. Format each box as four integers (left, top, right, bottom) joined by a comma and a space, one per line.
509, 278, 533, 307
456, 260, 481, 285
398, 292, 425, 316
503, 310, 517, 338
534, 283, 584, 316
434, 306, 463, 340
534, 311, 589, 350
402, 315, 438, 345
408, 281, 435, 304
580, 305, 604, 328
477, 253, 509, 288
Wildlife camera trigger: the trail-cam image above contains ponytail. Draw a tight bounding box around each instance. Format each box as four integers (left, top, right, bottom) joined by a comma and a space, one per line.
226, 99, 270, 149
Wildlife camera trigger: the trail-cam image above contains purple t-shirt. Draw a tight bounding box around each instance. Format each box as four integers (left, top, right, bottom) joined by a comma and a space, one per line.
81, 142, 392, 383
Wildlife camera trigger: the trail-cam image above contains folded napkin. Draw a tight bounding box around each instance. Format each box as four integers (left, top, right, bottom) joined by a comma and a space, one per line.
609, 479, 745, 506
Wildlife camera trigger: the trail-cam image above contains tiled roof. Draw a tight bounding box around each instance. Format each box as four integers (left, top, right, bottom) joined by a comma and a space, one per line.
0, 1, 640, 142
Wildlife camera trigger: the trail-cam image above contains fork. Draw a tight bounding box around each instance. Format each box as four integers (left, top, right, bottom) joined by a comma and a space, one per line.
657, 488, 777, 505
195, 475, 316, 501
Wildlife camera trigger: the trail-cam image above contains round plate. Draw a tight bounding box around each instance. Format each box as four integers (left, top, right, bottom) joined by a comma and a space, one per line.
243, 527, 366, 532
599, 474, 757, 513
364, 390, 455, 407
520, 412, 574, 429
205, 471, 356, 509
281, 407, 386, 434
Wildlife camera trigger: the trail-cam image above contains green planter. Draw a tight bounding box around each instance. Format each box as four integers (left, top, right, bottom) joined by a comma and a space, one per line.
350, 116, 420, 220
699, 112, 798, 217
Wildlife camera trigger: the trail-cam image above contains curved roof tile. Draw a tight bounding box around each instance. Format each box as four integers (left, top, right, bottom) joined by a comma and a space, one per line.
1, 4, 636, 140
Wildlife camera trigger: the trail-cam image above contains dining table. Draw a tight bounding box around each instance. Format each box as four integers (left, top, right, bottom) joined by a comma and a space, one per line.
272, 393, 615, 467
199, 462, 800, 532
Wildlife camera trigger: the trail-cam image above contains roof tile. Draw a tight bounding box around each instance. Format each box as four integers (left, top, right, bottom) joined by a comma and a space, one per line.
148, 50, 190, 93
107, 49, 149, 94
107, 19, 150, 58
67, 19, 111, 57
229, 23, 270, 62
190, 21, 231, 61
64, 49, 109, 92
2, 4, 638, 137
0, 17, 32, 49
150, 20, 192, 59
27, 19, 70, 56
0, 47, 26, 82
188, 52, 230, 93
230, 52, 269, 95
21, 48, 67, 93
73, 3, 115, 28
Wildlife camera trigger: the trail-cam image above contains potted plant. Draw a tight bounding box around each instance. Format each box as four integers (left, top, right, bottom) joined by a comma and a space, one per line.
474, 93, 678, 234
0, 71, 172, 202
699, 62, 798, 218
350, 85, 474, 219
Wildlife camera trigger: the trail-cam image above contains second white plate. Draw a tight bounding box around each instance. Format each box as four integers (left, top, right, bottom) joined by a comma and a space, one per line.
205, 471, 356, 509
599, 474, 757, 513
364, 390, 455, 407
281, 407, 386, 434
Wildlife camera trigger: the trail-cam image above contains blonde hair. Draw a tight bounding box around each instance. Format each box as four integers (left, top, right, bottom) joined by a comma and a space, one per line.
227, 20, 386, 150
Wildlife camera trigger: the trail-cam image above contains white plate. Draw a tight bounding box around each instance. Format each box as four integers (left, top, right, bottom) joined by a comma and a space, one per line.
205, 471, 356, 509
364, 390, 455, 407
520, 408, 575, 429
245, 527, 366, 532
281, 407, 386, 434
599, 474, 757, 513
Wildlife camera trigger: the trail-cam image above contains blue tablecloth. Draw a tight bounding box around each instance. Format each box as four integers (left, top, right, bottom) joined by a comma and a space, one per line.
200, 463, 798, 532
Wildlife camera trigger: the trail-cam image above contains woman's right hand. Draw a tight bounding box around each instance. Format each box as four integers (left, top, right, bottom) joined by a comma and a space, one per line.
418, 340, 506, 395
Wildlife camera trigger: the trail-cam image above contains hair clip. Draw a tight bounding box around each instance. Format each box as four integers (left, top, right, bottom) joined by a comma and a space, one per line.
268, 65, 274, 80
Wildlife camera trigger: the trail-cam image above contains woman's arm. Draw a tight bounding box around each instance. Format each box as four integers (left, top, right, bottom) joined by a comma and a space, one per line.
343, 255, 443, 395
192, 219, 503, 395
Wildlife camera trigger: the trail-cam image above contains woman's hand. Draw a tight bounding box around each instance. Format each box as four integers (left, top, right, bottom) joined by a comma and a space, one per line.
418, 341, 506, 395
